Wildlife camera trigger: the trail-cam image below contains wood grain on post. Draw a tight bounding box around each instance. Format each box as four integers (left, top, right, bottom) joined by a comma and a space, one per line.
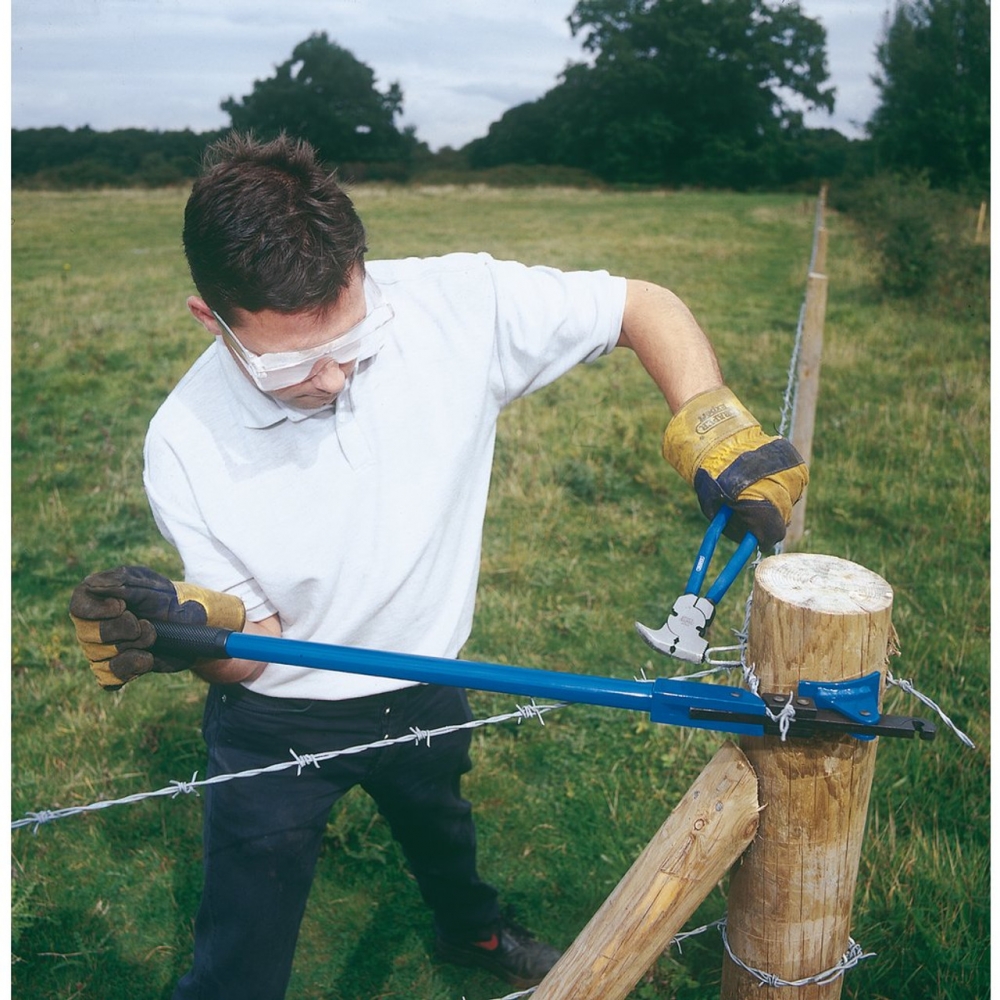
721, 554, 893, 999
532, 741, 759, 1000
785, 271, 828, 548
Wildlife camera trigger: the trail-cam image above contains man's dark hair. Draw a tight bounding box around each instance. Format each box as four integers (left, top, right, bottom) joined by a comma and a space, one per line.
183, 132, 368, 323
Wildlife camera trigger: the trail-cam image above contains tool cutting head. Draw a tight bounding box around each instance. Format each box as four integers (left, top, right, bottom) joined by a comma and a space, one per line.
635, 593, 715, 664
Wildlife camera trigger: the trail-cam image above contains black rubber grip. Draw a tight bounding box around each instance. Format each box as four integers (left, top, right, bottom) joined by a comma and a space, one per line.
152, 621, 233, 659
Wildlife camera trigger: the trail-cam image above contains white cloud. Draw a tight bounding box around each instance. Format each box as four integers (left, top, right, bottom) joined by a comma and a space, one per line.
802, 0, 890, 136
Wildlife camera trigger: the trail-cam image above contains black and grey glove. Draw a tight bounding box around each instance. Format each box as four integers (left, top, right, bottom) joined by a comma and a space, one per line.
70, 565, 246, 690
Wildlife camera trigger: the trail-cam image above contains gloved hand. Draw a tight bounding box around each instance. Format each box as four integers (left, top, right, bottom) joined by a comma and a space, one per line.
70, 565, 246, 690
662, 386, 808, 549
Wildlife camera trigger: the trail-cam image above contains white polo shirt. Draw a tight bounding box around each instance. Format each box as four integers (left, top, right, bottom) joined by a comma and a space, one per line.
144, 252, 627, 700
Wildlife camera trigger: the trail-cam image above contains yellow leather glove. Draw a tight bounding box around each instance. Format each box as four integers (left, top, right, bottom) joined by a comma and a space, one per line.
662, 387, 808, 549
70, 566, 246, 690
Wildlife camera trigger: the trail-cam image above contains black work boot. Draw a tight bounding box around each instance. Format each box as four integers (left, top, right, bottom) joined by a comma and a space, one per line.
435, 919, 562, 988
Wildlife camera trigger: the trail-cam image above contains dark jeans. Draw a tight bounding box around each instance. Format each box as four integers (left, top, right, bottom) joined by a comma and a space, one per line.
172, 682, 500, 1000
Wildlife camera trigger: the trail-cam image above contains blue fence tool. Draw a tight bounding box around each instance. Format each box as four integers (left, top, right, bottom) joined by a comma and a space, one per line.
151, 622, 935, 742
635, 507, 759, 663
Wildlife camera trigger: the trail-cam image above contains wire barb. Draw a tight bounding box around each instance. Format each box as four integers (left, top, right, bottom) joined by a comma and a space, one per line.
670, 916, 726, 954
26, 810, 59, 834
516, 699, 562, 725
168, 771, 201, 797
289, 749, 322, 775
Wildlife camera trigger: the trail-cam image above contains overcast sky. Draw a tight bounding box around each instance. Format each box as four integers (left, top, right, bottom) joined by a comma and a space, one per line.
11, 0, 890, 151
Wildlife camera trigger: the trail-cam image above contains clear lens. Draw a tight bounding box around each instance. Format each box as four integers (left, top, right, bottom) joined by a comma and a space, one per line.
214, 299, 393, 392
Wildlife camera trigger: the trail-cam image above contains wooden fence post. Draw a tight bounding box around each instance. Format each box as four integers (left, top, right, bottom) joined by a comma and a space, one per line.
785, 271, 828, 548
532, 741, 759, 1000
975, 201, 988, 243
785, 186, 829, 549
810, 185, 828, 274
720, 553, 893, 999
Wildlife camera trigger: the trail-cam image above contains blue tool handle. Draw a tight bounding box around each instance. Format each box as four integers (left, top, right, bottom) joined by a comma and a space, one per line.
684, 507, 758, 604
151, 621, 656, 714
705, 530, 758, 604
685, 507, 732, 594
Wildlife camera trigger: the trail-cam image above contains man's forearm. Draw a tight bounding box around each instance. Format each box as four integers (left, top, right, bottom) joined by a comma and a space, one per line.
191, 614, 280, 684
617, 279, 809, 547
617, 279, 723, 412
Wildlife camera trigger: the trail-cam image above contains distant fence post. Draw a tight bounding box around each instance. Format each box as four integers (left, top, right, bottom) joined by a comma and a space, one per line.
810, 184, 828, 274
531, 741, 759, 1000
785, 272, 827, 547
975, 201, 988, 243
786, 187, 829, 548
720, 553, 893, 998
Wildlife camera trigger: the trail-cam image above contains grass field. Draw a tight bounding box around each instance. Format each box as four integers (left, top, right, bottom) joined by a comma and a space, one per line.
11, 184, 989, 999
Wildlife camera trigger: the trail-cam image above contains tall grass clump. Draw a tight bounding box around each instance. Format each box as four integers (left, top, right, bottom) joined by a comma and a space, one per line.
11, 185, 988, 999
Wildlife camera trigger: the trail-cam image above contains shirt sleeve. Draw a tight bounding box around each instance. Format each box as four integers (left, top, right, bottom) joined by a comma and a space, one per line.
143, 425, 277, 622
485, 256, 627, 405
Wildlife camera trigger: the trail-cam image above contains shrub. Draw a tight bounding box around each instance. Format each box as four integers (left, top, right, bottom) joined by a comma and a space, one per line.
24, 158, 132, 190
835, 172, 990, 311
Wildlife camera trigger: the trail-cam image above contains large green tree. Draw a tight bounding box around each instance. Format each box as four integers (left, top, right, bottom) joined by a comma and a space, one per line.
222, 32, 417, 170
867, 0, 989, 191
468, 0, 835, 187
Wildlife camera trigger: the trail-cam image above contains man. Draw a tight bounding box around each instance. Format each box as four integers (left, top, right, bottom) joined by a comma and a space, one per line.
70, 132, 807, 999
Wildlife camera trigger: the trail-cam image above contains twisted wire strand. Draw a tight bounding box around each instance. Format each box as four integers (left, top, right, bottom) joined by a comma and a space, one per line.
12, 700, 566, 833
468, 990, 537, 1000
886, 671, 976, 748
719, 918, 876, 988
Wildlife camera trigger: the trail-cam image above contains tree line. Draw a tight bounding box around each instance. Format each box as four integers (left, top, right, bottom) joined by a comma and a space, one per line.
11, 126, 223, 189
12, 0, 989, 196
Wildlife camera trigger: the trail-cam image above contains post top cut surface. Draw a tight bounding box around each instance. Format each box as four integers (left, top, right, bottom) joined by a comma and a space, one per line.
756, 553, 893, 615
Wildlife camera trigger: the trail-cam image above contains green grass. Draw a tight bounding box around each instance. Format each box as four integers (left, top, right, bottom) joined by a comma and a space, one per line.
11, 185, 989, 999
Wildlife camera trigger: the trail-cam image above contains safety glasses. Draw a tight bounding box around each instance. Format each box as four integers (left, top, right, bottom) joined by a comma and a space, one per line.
213, 296, 394, 392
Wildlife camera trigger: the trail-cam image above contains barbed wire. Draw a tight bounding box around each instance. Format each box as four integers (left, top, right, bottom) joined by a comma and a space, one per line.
11, 700, 566, 833
472, 912, 874, 1000
466, 989, 536, 1000
886, 671, 975, 748
719, 917, 876, 988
